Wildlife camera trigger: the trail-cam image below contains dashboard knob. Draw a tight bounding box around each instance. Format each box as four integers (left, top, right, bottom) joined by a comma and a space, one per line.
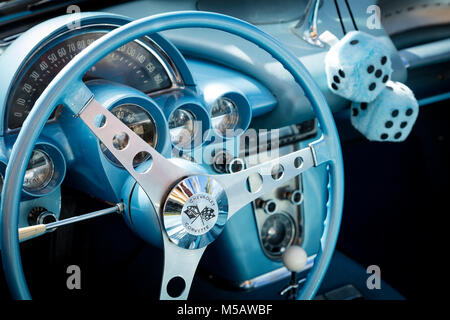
226, 157, 245, 174
282, 245, 307, 272
212, 151, 245, 174
37, 211, 57, 225
255, 198, 278, 214
28, 207, 57, 228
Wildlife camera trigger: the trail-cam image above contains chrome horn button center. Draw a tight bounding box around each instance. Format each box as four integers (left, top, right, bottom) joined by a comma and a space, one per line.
162, 175, 228, 249
181, 193, 219, 236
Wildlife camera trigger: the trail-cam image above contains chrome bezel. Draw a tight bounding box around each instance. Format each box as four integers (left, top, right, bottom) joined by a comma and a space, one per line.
168, 107, 200, 150
21, 143, 66, 198
260, 211, 296, 258
210, 97, 240, 137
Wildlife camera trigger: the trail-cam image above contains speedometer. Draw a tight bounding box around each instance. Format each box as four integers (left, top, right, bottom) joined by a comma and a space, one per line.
7, 28, 176, 131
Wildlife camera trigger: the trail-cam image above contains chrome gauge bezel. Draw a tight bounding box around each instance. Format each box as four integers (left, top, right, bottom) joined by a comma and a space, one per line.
99, 103, 158, 168
23, 149, 55, 193
209, 93, 252, 139
21, 143, 66, 198
168, 103, 212, 151
210, 97, 240, 137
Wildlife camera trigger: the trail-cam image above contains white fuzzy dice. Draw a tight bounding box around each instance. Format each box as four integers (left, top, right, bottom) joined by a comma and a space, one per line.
325, 31, 392, 102
350, 81, 419, 142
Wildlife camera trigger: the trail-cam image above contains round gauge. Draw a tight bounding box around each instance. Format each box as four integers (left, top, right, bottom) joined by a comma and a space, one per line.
261, 213, 296, 258
168, 108, 197, 149
211, 97, 239, 136
100, 104, 157, 167
7, 29, 174, 131
23, 150, 54, 192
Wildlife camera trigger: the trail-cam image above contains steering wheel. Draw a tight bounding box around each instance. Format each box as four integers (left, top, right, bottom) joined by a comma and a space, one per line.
1, 11, 344, 300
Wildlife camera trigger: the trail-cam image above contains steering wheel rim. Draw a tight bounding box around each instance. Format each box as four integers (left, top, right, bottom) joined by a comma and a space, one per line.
1, 11, 344, 300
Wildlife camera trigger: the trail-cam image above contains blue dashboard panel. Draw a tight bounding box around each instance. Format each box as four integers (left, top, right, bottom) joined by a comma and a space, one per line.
185, 58, 277, 117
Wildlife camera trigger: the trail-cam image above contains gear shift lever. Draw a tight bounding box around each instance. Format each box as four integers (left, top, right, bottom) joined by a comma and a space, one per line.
280, 245, 307, 299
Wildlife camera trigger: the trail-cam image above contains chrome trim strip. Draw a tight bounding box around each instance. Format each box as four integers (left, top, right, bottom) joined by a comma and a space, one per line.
238, 254, 317, 290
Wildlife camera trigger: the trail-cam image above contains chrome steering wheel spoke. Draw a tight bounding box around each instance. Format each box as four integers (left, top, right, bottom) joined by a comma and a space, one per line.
160, 238, 206, 300
214, 143, 319, 219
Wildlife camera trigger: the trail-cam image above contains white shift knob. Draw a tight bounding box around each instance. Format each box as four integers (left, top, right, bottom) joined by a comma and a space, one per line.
282, 245, 307, 272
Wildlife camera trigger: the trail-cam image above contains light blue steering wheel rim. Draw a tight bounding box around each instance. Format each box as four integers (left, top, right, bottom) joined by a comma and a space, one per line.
1, 11, 344, 300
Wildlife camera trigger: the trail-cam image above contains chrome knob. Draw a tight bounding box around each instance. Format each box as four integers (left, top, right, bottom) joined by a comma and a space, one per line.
37, 211, 57, 225
28, 207, 58, 231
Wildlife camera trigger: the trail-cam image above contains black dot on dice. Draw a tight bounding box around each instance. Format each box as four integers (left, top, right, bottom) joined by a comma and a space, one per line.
360, 102, 368, 110
392, 109, 399, 117
406, 108, 413, 116
380, 133, 388, 140
331, 83, 338, 90
339, 69, 345, 78
381, 56, 387, 65
367, 65, 374, 73
400, 121, 407, 128
375, 69, 382, 78
333, 75, 340, 84
369, 83, 376, 91
386, 86, 393, 91
352, 108, 358, 116
394, 132, 402, 139
382, 75, 389, 83
385, 121, 393, 128
350, 39, 359, 45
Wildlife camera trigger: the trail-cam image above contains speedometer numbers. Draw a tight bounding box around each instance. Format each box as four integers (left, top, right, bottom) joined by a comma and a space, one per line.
99, 104, 157, 167
7, 30, 173, 130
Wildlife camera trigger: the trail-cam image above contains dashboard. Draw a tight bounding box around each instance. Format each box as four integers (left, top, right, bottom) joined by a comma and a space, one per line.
0, 0, 448, 300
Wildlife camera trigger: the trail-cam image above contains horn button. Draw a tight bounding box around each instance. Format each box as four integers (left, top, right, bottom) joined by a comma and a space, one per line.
162, 175, 228, 249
